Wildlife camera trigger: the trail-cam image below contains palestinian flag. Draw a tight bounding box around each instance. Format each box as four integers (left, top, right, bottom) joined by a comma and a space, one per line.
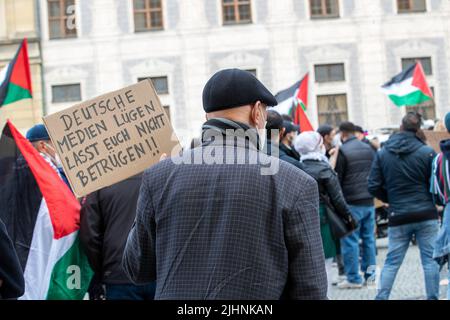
272, 73, 314, 132
0, 39, 33, 108
381, 62, 433, 107
0, 121, 93, 300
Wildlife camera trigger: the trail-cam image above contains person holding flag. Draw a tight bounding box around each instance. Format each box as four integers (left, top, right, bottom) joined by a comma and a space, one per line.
0, 121, 93, 300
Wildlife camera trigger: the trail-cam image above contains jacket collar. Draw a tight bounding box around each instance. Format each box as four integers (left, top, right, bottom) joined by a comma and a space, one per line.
342, 135, 357, 145
201, 118, 260, 151
279, 143, 300, 160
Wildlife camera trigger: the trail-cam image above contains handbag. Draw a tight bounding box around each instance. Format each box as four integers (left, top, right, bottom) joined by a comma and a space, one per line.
321, 194, 357, 239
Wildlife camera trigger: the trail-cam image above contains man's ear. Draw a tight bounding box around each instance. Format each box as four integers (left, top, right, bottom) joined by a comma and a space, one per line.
249, 102, 259, 126
205, 114, 209, 121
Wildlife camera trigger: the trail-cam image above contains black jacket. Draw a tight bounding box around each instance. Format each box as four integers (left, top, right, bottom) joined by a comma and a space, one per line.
368, 131, 437, 226
279, 143, 303, 170
335, 137, 375, 206
80, 175, 143, 284
335, 136, 375, 206
0, 219, 24, 299
300, 159, 354, 222
266, 141, 303, 171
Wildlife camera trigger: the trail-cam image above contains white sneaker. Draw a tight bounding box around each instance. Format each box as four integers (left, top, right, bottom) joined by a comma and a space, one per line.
337, 280, 363, 289
332, 275, 347, 286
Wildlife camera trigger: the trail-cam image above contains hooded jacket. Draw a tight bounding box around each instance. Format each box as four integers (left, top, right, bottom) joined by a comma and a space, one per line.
368, 131, 437, 226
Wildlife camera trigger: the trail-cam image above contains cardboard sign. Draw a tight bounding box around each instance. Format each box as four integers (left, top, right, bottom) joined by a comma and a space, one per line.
43, 80, 181, 197
423, 130, 450, 153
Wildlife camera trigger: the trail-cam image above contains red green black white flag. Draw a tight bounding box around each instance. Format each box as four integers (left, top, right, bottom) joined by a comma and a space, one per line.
272, 73, 314, 132
381, 61, 433, 107
0, 39, 33, 108
0, 121, 93, 299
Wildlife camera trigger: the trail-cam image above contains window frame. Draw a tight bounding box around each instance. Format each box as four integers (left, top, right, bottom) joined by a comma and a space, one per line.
309, 0, 340, 19
314, 63, 346, 83
316, 93, 349, 127
222, 0, 253, 25
51, 83, 82, 103
401, 57, 433, 76
138, 76, 169, 95
397, 0, 427, 14
133, 0, 164, 32
47, 0, 77, 40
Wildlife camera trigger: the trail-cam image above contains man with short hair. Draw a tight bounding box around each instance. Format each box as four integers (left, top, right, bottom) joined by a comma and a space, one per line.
317, 125, 336, 156
123, 69, 327, 300
280, 121, 301, 160
369, 112, 440, 300
335, 121, 377, 289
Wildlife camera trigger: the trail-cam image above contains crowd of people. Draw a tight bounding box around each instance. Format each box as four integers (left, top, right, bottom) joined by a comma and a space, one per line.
1, 69, 450, 300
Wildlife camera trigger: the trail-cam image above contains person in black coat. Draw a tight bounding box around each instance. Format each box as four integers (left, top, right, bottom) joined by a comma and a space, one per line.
335, 121, 377, 289
0, 218, 24, 300
122, 69, 327, 300
280, 121, 301, 161
265, 110, 303, 171
294, 131, 357, 295
80, 174, 156, 300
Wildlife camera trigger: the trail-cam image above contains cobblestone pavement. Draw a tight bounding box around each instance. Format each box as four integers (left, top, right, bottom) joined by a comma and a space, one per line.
329, 238, 449, 300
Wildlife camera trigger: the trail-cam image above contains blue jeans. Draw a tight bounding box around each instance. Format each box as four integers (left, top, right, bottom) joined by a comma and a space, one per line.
341, 205, 377, 284
376, 220, 440, 300
105, 283, 156, 300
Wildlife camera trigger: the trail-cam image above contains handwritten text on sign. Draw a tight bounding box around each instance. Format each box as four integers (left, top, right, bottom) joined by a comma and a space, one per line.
44, 80, 180, 197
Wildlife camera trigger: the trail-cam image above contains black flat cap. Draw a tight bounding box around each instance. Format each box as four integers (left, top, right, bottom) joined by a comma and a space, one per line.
282, 121, 300, 134
202, 68, 278, 113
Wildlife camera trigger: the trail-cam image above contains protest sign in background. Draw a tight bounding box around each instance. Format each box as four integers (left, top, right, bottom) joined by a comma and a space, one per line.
423, 130, 450, 153
43, 79, 181, 197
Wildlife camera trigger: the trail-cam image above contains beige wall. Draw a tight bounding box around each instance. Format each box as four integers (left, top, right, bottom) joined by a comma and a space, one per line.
0, 0, 38, 39
0, 0, 42, 134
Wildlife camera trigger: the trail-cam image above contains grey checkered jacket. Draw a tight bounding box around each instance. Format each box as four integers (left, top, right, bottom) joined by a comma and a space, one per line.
122, 136, 327, 300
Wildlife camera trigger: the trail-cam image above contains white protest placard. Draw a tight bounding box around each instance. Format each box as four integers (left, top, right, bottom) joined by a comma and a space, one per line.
43, 79, 181, 197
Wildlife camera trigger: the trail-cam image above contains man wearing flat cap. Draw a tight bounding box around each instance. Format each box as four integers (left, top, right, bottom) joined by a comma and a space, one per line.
123, 69, 327, 300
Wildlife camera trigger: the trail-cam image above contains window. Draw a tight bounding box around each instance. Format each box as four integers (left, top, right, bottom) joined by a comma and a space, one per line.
222, 0, 252, 24
47, 0, 77, 39
406, 87, 436, 120
52, 84, 81, 103
315, 64, 345, 82
397, 0, 426, 13
139, 76, 169, 94
133, 0, 163, 31
402, 57, 432, 76
317, 94, 348, 127
310, 0, 339, 19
